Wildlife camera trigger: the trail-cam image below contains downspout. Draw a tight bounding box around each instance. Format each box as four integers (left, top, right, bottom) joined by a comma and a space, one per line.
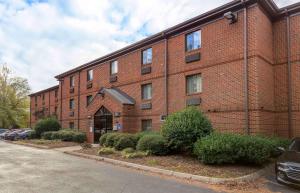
77, 71, 81, 131
286, 11, 292, 138
48, 92, 50, 117
243, 1, 250, 135
60, 80, 63, 126
164, 34, 169, 116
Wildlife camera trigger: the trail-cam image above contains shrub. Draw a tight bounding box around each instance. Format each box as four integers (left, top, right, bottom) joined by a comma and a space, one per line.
161, 107, 213, 153
58, 130, 74, 141
104, 133, 122, 147
41, 131, 54, 140
34, 117, 61, 137
99, 133, 111, 146
263, 136, 291, 157
122, 147, 135, 154
27, 130, 38, 139
193, 133, 285, 165
72, 132, 86, 143
136, 134, 168, 155
121, 151, 149, 159
98, 147, 115, 155
133, 131, 160, 143
114, 135, 136, 150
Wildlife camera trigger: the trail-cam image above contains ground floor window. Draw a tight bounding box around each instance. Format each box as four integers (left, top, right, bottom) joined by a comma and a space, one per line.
186, 74, 202, 94
69, 122, 74, 129
142, 119, 152, 131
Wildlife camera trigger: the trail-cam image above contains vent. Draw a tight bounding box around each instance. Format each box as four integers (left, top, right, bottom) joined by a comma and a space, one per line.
185, 53, 201, 63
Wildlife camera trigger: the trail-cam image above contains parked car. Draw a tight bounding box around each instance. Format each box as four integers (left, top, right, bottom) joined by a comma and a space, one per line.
17, 129, 32, 140
0, 128, 7, 134
276, 138, 300, 189
0, 130, 10, 139
4, 129, 24, 141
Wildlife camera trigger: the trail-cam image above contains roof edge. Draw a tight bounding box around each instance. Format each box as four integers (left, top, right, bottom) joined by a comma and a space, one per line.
29, 85, 59, 97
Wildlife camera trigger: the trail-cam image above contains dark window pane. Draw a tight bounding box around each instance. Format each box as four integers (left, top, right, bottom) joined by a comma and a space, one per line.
142, 84, 152, 100
142, 119, 152, 131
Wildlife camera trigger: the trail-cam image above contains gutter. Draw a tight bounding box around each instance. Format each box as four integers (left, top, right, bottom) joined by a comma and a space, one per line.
243, 1, 250, 135
286, 11, 292, 138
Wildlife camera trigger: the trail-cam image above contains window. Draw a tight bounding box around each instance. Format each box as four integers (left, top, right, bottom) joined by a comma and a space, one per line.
35, 96, 37, 103
142, 48, 152, 65
69, 122, 74, 129
110, 60, 118, 75
186, 30, 201, 51
142, 119, 152, 131
87, 69, 93, 81
70, 76, 75, 87
86, 95, 93, 106
55, 90, 58, 98
69, 99, 75, 110
55, 106, 58, 114
42, 94, 45, 100
142, 83, 152, 100
186, 74, 202, 94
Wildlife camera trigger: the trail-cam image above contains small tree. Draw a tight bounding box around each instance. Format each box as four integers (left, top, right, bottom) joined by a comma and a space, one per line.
34, 117, 61, 137
161, 107, 213, 153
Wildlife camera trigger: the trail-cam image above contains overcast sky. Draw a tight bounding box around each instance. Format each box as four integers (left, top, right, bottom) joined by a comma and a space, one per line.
0, 0, 298, 92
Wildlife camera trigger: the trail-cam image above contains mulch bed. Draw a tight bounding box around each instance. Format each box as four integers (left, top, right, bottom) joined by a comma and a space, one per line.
15, 139, 79, 149
76, 147, 262, 178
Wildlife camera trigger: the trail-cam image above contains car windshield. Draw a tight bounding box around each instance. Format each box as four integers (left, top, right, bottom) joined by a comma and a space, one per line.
289, 139, 300, 152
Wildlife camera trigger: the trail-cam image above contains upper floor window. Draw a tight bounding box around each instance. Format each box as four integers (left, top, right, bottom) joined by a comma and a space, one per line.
55, 90, 58, 98
142, 83, 152, 100
42, 94, 45, 100
142, 119, 152, 131
87, 69, 93, 81
69, 99, 75, 110
186, 74, 202, 94
142, 48, 152, 65
70, 76, 75, 87
186, 30, 201, 51
86, 95, 93, 106
35, 96, 37, 103
110, 60, 118, 75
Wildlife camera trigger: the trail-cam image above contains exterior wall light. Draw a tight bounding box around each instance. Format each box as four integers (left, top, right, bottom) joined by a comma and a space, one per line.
224, 11, 237, 24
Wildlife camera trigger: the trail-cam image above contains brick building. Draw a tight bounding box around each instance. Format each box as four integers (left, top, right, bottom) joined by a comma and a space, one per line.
29, 0, 300, 143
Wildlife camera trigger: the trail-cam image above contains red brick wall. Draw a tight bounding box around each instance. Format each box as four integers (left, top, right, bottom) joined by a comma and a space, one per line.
30, 4, 300, 142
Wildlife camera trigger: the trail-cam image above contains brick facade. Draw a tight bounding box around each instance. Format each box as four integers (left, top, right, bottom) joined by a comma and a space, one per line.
29, 0, 300, 143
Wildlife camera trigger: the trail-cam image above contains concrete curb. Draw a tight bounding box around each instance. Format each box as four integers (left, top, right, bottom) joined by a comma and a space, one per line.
4, 140, 50, 149
64, 151, 271, 184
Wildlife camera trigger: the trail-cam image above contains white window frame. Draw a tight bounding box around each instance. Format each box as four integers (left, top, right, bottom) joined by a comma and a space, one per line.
87, 69, 93, 81
110, 60, 118, 75
186, 30, 201, 51
142, 83, 152, 100
142, 48, 152, 65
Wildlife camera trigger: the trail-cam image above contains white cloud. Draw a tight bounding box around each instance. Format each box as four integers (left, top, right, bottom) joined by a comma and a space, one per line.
0, 0, 297, 92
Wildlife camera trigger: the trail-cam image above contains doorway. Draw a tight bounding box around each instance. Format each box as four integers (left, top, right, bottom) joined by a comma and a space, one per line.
93, 106, 113, 143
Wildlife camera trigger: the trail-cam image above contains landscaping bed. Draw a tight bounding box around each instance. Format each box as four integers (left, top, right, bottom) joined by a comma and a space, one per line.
15, 139, 79, 149
75, 147, 262, 178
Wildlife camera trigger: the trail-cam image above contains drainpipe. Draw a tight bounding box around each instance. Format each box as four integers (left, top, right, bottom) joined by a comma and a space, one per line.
29, 97, 32, 128
60, 80, 63, 126
48, 92, 50, 117
286, 11, 292, 138
164, 34, 169, 116
243, 2, 250, 135
77, 71, 81, 131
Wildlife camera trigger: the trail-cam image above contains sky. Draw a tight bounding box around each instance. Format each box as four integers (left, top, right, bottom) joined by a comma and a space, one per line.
0, 0, 298, 92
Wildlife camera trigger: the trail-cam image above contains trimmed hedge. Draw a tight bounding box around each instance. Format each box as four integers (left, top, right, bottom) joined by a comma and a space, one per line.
99, 133, 111, 146
41, 129, 86, 143
34, 117, 61, 137
193, 133, 290, 165
162, 107, 213, 153
114, 134, 136, 150
136, 134, 168, 155
104, 133, 123, 147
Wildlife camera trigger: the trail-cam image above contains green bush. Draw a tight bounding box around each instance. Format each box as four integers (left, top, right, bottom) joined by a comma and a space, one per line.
104, 133, 122, 147
161, 107, 213, 153
262, 136, 291, 157
114, 135, 136, 150
58, 130, 74, 141
99, 133, 111, 146
72, 132, 86, 143
193, 133, 286, 165
27, 130, 38, 139
34, 117, 61, 137
98, 147, 115, 155
122, 147, 135, 154
136, 134, 168, 155
134, 131, 160, 143
41, 131, 54, 140
121, 151, 149, 159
